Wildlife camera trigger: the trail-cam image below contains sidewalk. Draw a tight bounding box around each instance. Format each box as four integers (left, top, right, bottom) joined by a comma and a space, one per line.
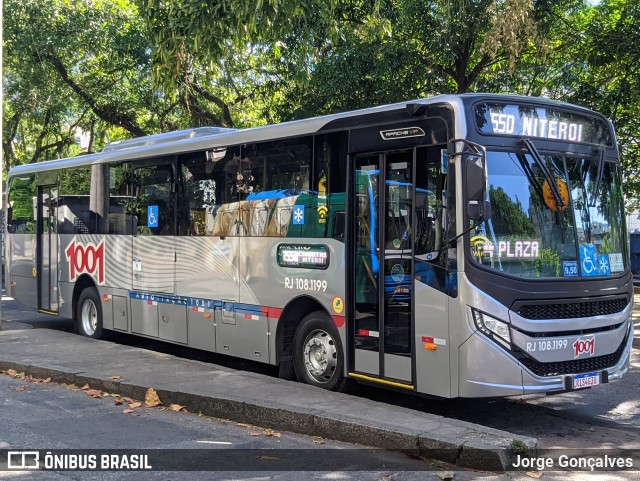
0, 296, 535, 472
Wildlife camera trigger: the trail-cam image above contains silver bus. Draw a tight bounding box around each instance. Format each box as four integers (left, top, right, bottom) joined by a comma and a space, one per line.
5, 94, 633, 397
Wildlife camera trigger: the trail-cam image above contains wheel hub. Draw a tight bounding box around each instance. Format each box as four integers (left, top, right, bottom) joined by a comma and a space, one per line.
81, 299, 97, 336
302, 329, 337, 383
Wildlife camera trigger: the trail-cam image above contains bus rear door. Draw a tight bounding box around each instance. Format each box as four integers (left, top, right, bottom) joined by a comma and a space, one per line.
36, 185, 59, 313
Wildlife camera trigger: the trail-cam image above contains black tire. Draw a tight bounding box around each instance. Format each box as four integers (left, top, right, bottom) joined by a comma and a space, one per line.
76, 288, 104, 339
293, 311, 352, 392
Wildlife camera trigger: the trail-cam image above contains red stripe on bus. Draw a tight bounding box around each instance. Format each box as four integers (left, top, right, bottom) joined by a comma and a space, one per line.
266, 307, 283, 320
333, 316, 346, 328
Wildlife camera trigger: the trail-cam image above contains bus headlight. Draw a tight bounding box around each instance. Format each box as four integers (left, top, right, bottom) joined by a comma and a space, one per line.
472, 309, 511, 347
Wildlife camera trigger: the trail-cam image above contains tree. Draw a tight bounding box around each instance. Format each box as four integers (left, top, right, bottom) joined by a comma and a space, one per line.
3, 0, 174, 169
489, 186, 537, 238
564, 0, 640, 209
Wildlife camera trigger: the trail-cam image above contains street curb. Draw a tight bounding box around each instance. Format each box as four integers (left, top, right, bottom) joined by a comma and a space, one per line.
0, 359, 536, 471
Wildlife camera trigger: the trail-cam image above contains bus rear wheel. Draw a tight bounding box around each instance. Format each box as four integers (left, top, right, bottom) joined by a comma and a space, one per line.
293, 312, 351, 392
77, 288, 104, 339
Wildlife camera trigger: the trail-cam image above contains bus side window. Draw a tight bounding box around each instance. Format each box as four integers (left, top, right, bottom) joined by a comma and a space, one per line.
109, 162, 135, 235
242, 138, 312, 237
58, 167, 97, 234
313, 132, 347, 239
332, 211, 346, 240
415, 146, 446, 259
177, 147, 240, 237
133, 162, 174, 236
7, 174, 36, 234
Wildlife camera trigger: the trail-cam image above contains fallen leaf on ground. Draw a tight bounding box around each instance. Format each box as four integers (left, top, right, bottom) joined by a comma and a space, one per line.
313, 437, 325, 445
144, 388, 162, 407
7, 369, 17, 377
15, 372, 25, 379
436, 471, 454, 481
63, 383, 80, 391
110, 376, 122, 380
114, 398, 124, 406
123, 409, 140, 416
169, 404, 186, 412
256, 456, 279, 461
262, 429, 281, 438
42, 378, 51, 383
128, 401, 142, 409
249, 431, 262, 436
236, 423, 252, 428
81, 384, 91, 390
85, 389, 102, 398
120, 397, 134, 404
526, 472, 543, 479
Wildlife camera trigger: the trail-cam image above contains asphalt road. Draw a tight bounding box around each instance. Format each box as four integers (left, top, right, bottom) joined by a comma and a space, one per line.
1, 372, 631, 481
0, 373, 444, 480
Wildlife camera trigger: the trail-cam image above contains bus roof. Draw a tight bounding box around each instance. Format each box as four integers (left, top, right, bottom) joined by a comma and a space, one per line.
7, 93, 600, 178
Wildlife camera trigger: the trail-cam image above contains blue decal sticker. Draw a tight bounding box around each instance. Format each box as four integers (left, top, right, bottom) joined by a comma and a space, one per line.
579, 244, 598, 277
148, 205, 159, 228
292, 206, 305, 225
598, 253, 611, 276
563, 261, 578, 277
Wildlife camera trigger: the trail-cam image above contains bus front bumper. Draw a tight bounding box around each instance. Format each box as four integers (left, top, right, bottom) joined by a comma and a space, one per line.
457, 320, 633, 398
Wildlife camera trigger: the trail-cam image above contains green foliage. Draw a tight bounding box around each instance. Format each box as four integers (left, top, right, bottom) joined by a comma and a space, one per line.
3, 0, 640, 213
535, 248, 561, 277
489, 187, 537, 238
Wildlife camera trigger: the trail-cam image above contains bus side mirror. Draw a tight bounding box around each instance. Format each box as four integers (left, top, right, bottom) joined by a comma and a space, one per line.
464, 155, 491, 222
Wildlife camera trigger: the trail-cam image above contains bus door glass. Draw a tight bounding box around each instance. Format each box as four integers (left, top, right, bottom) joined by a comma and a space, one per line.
37, 185, 59, 312
353, 150, 415, 385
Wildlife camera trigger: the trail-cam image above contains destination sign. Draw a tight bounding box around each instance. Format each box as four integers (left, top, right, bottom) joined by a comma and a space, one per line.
277, 244, 329, 269
475, 103, 612, 146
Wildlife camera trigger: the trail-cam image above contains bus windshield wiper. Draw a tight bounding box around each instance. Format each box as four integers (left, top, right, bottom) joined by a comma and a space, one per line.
515, 153, 545, 204
519, 138, 565, 210
589, 147, 605, 207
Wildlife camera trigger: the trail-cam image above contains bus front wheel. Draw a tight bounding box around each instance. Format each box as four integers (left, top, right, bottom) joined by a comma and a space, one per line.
293, 312, 351, 392
77, 288, 104, 339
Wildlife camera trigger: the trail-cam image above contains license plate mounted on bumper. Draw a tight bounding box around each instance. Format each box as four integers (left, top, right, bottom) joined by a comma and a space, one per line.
572, 372, 600, 389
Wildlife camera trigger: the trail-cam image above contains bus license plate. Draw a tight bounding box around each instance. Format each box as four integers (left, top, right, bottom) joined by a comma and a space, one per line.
573, 372, 600, 389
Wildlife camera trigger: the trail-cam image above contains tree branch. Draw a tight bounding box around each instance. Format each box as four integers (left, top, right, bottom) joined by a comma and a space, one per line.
3, 111, 21, 171
191, 82, 234, 127
42, 46, 147, 137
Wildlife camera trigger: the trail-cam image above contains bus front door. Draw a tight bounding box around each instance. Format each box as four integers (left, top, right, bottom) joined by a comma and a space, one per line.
37, 185, 59, 313
352, 150, 415, 388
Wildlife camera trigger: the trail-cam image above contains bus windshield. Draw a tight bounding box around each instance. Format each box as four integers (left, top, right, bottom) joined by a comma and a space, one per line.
471, 150, 627, 279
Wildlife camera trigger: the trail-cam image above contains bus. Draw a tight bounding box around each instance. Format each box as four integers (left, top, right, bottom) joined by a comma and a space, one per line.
5, 94, 633, 397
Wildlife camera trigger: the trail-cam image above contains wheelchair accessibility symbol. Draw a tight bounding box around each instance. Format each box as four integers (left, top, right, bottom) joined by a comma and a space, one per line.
580, 245, 610, 277
148, 205, 159, 228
